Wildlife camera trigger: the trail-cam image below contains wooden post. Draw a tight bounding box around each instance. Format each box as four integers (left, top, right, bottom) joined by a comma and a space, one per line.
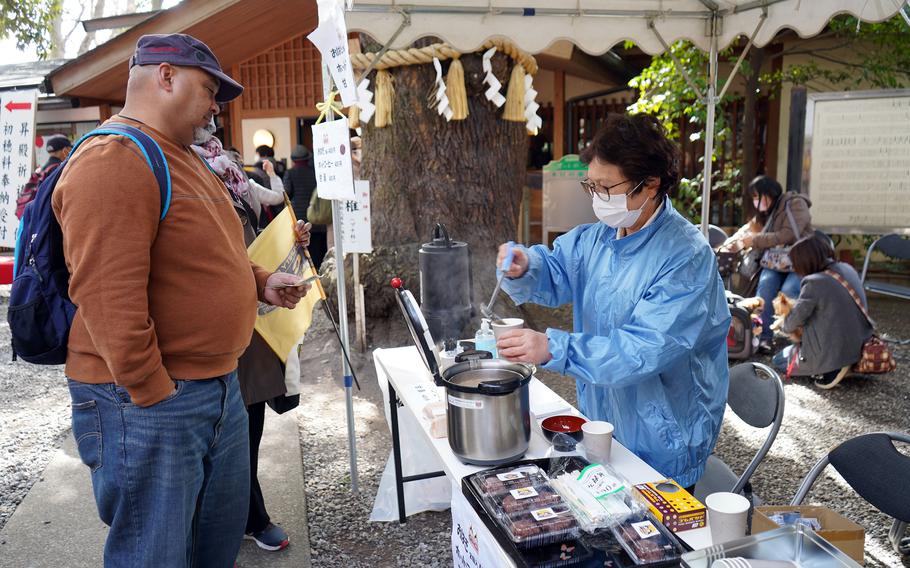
352, 252, 367, 351
553, 69, 565, 159
228, 66, 242, 154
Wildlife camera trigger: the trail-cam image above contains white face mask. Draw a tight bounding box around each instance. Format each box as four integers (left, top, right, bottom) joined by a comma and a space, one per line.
592, 181, 648, 228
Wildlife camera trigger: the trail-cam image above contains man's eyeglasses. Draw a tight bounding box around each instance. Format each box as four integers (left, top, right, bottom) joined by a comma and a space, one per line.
580, 178, 642, 202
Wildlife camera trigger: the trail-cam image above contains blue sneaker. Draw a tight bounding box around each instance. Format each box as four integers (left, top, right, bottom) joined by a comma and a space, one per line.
245, 523, 290, 551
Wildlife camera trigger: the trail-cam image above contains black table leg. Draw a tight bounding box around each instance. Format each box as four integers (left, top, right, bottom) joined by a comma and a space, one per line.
388, 381, 407, 523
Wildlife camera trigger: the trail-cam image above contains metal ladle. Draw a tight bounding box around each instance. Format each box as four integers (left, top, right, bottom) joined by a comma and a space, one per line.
480, 241, 515, 325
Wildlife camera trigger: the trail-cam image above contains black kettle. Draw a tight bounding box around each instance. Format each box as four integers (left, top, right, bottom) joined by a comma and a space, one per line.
418, 224, 473, 344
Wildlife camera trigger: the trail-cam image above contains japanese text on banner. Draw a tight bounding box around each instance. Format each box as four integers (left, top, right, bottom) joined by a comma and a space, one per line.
312, 117, 356, 201
0, 89, 39, 247
307, 1, 358, 105
338, 180, 371, 253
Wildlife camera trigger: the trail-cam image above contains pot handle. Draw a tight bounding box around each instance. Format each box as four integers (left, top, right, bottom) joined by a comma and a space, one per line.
455, 349, 493, 363
432, 223, 452, 247
478, 377, 522, 395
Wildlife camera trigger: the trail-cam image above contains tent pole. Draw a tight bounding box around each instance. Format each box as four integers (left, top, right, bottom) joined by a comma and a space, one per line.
700, 17, 718, 237
321, 63, 360, 494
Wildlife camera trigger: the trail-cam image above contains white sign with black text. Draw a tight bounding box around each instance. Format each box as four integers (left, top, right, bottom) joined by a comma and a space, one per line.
312, 117, 356, 201
307, 0, 358, 105
338, 180, 371, 253
451, 485, 511, 568
0, 89, 39, 247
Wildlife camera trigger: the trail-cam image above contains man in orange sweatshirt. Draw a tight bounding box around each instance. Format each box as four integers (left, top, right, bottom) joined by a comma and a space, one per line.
52, 34, 310, 567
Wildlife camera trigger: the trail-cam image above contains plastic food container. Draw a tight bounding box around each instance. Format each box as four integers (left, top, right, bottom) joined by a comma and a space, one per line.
502, 504, 580, 549
469, 464, 580, 548
473, 465, 548, 496
612, 512, 684, 565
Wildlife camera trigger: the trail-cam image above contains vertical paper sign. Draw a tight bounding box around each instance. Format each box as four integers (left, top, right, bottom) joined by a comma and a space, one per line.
307, 1, 358, 105
0, 89, 39, 247
312, 117, 356, 200
338, 179, 371, 253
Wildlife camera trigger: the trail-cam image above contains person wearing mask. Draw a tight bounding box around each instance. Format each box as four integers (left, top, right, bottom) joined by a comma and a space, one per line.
52, 33, 310, 567
494, 114, 730, 491
727, 176, 813, 352
772, 234, 873, 388
283, 144, 327, 269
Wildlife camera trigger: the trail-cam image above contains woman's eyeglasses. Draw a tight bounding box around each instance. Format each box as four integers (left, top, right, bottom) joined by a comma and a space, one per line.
580, 178, 642, 202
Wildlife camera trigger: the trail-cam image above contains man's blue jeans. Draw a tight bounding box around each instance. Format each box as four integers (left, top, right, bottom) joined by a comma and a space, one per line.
757, 268, 802, 340
67, 371, 249, 568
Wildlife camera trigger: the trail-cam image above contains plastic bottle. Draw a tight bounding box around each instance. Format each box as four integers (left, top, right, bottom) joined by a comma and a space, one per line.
474, 318, 497, 358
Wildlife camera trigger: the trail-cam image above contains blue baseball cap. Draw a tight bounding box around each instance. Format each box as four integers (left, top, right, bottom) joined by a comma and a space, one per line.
129, 33, 243, 103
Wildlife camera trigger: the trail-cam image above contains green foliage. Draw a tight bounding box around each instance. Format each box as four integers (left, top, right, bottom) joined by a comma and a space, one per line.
0, 0, 62, 58
628, 12, 909, 227
627, 41, 742, 142
672, 164, 742, 224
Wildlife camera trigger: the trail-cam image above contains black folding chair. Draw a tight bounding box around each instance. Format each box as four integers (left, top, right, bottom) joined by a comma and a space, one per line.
792, 432, 910, 556
695, 363, 785, 505
861, 234, 910, 301
708, 224, 729, 249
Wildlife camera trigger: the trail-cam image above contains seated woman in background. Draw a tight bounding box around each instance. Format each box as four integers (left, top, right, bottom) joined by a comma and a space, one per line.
772, 234, 873, 388
727, 176, 813, 353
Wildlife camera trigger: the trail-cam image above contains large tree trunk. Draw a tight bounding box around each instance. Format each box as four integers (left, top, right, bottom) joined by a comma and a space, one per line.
322, 44, 528, 326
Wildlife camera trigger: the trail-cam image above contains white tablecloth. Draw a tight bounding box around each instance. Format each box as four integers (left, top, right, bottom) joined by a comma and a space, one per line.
373, 346, 711, 566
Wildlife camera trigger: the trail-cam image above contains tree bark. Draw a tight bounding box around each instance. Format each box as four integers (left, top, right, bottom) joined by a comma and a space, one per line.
322, 46, 528, 323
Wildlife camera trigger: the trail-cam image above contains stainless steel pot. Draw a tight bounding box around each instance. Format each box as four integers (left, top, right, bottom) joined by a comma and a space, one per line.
442, 355, 533, 465
392, 285, 533, 466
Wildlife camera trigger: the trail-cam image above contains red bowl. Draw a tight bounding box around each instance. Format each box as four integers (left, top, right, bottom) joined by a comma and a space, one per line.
541, 415, 587, 442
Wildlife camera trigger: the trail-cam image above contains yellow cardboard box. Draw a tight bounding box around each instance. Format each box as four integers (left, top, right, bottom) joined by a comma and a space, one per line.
752, 505, 865, 565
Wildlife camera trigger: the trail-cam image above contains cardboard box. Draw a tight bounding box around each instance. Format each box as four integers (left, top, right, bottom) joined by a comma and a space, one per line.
752, 505, 865, 565
634, 480, 706, 532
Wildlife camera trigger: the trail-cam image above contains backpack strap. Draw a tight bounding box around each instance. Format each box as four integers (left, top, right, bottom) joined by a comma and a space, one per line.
70, 123, 172, 221
824, 268, 875, 328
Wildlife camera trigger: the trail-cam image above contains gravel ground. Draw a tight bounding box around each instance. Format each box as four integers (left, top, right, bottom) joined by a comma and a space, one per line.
2, 290, 909, 567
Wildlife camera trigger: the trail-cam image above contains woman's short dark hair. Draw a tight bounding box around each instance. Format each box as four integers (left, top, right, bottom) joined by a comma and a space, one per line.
580, 114, 680, 199
789, 233, 835, 276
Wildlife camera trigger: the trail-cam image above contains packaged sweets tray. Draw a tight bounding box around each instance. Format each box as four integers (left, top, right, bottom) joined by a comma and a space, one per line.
461, 458, 688, 568
469, 464, 579, 548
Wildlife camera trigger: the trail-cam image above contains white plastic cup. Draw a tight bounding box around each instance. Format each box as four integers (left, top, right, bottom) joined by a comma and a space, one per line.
491, 318, 524, 340
705, 492, 751, 545
581, 421, 614, 463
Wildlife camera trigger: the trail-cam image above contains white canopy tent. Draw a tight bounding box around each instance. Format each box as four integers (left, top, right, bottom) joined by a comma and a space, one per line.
346, 0, 906, 234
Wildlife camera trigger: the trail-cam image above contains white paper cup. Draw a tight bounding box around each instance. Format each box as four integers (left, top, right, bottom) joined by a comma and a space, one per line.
581, 421, 614, 463
491, 318, 524, 340
706, 492, 751, 545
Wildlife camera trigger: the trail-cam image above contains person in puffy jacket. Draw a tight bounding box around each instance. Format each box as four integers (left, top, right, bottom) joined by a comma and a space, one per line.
728, 176, 813, 352
496, 114, 730, 490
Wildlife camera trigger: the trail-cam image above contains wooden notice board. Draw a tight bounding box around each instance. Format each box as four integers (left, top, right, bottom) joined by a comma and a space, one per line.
803, 89, 910, 234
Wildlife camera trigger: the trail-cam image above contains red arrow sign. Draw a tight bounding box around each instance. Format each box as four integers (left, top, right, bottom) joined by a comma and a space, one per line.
4, 101, 32, 112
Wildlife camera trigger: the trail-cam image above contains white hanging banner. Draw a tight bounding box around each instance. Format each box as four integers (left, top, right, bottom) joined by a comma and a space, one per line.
0, 89, 39, 247
312, 117, 356, 201
432, 57, 454, 121
338, 180, 372, 253
524, 74, 543, 135
308, 0, 358, 105
482, 47, 506, 108
355, 79, 375, 124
